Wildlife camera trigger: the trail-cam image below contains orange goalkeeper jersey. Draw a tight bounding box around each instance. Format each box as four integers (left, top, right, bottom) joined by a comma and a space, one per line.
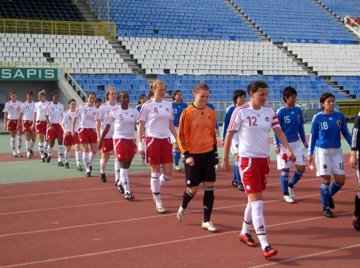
177, 104, 217, 155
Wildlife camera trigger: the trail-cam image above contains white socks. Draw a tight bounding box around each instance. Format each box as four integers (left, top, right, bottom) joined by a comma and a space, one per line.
151, 172, 161, 206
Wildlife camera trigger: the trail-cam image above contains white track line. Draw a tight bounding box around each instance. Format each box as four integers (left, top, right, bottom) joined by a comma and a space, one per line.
0, 211, 354, 268
0, 189, 354, 238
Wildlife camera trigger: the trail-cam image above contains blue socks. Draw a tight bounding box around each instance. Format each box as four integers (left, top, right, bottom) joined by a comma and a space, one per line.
173, 149, 181, 166
280, 169, 289, 194
320, 182, 330, 209
329, 182, 342, 197
289, 170, 303, 187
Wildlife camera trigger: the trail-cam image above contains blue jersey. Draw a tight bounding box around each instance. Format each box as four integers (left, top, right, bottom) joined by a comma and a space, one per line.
222, 104, 236, 141
206, 102, 219, 130
309, 111, 352, 155
274, 106, 306, 146
135, 104, 142, 112
172, 102, 188, 127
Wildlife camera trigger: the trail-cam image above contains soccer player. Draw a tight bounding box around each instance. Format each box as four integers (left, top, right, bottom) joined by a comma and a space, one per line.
176, 83, 218, 232
99, 91, 138, 200
350, 111, 360, 231
3, 91, 22, 157
73, 92, 98, 177
32, 90, 49, 162
61, 99, 82, 170
137, 80, 177, 213
19, 91, 36, 159
221, 80, 294, 259
95, 87, 117, 183
308, 92, 352, 218
274, 86, 308, 203
135, 94, 147, 112
45, 91, 65, 166
95, 98, 102, 109
222, 89, 247, 190
172, 90, 188, 170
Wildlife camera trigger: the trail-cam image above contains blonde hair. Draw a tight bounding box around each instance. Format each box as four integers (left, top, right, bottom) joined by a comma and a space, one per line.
152, 80, 166, 91
104, 86, 116, 101
38, 89, 46, 98
193, 83, 210, 94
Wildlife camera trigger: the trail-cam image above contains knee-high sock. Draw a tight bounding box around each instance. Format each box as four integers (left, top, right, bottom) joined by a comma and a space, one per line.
26, 140, 31, 153
30, 140, 35, 149
83, 152, 90, 170
355, 192, 360, 217
64, 150, 70, 163
181, 189, 194, 209
252, 200, 269, 250
10, 137, 16, 153
48, 146, 53, 157
173, 148, 181, 166
120, 168, 130, 193
241, 201, 252, 235
159, 173, 171, 186
16, 135, 22, 153
280, 169, 289, 194
203, 186, 214, 223
89, 152, 95, 165
114, 159, 120, 183
289, 170, 303, 188
44, 142, 48, 153
75, 151, 82, 166
151, 173, 161, 206
58, 145, 64, 162
100, 158, 107, 174
320, 182, 330, 209
329, 182, 342, 197
38, 142, 44, 157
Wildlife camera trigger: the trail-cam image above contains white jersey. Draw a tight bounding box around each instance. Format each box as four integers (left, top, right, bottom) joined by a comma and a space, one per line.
34, 101, 49, 121
20, 101, 35, 121
45, 102, 64, 124
138, 99, 173, 139
95, 102, 117, 139
74, 104, 97, 129
228, 103, 280, 158
106, 107, 138, 139
3, 100, 22, 120
61, 110, 79, 132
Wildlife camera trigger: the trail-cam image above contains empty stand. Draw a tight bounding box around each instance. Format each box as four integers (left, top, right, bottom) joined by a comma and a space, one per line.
319, 0, 360, 21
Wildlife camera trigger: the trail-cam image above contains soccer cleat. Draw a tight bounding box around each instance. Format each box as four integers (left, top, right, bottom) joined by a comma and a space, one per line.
263, 245, 278, 259
30, 149, 34, 156
283, 195, 295, 203
41, 157, 46, 162
323, 208, 334, 218
26, 153, 32, 159
156, 204, 166, 214
177, 206, 186, 222
46, 156, 51, 163
329, 196, 335, 209
89, 165, 92, 172
232, 181, 238, 188
100, 173, 107, 183
86, 171, 91, 177
288, 187, 295, 199
202, 221, 218, 232
44, 152, 48, 159
13, 152, 17, 158
77, 165, 83, 171
352, 215, 360, 231
238, 182, 245, 191
58, 162, 64, 167
239, 233, 257, 247
174, 165, 182, 171
124, 192, 134, 200
117, 183, 125, 194
17, 153, 22, 158
65, 162, 70, 169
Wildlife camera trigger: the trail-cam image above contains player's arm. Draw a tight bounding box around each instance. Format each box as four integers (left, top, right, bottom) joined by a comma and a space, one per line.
98, 124, 110, 150
72, 110, 79, 137
45, 105, 52, 128
3, 111, 8, 130
350, 113, 360, 168
298, 109, 308, 147
222, 107, 231, 142
340, 113, 352, 146
169, 120, 177, 141
95, 109, 102, 142
273, 126, 295, 162
221, 130, 236, 171
307, 116, 319, 166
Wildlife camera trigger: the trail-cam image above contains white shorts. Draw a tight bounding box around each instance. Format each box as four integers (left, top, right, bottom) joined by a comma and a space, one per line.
315, 147, 345, 176
276, 140, 306, 170
230, 140, 239, 156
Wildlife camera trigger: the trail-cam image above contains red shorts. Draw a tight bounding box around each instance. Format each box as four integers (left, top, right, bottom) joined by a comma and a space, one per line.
145, 137, 173, 165
78, 128, 97, 144
22, 120, 33, 132
35, 121, 47, 135
114, 138, 136, 161
238, 157, 270, 194
64, 132, 80, 146
101, 138, 114, 153
6, 120, 18, 131
46, 124, 64, 142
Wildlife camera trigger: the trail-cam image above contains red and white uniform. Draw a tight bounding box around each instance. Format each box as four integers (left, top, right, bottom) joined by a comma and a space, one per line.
228, 103, 280, 193
74, 104, 97, 144
45, 102, 64, 141
106, 107, 138, 161
20, 101, 35, 131
62, 110, 79, 146
95, 103, 117, 153
34, 101, 49, 134
138, 99, 173, 164
3, 100, 22, 131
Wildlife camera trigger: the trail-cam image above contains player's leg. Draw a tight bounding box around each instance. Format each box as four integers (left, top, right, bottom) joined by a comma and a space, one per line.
46, 127, 55, 163
16, 123, 22, 157
328, 148, 346, 210
57, 126, 64, 166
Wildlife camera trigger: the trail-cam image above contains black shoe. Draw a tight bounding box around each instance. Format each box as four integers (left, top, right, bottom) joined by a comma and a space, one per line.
65, 162, 69, 169
117, 183, 125, 193
44, 153, 48, 159
30, 149, 34, 156
329, 197, 335, 209
41, 157, 46, 162
232, 181, 238, 188
89, 165, 92, 172
77, 165, 83, 171
27, 154, 32, 159
124, 192, 134, 200
323, 208, 334, 218
58, 162, 64, 167
86, 171, 91, 177
238, 182, 245, 191
46, 156, 51, 163
100, 173, 107, 183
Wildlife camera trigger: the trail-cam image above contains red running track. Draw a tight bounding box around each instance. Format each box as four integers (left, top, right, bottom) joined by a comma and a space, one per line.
0, 159, 359, 268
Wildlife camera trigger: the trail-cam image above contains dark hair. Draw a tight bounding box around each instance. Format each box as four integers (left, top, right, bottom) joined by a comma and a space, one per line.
137, 94, 146, 104
247, 80, 268, 94
193, 83, 210, 94
51, 91, 58, 98
233, 89, 246, 103
87, 92, 96, 98
282, 86, 297, 102
117, 91, 129, 102
9, 91, 16, 98
148, 90, 154, 99
68, 99, 76, 104
26, 90, 33, 96
319, 92, 335, 107
173, 90, 182, 100
95, 97, 101, 103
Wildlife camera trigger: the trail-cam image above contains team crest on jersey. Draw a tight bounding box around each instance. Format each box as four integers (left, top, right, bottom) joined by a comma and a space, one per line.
265, 116, 270, 122
165, 108, 169, 112
323, 164, 327, 169
337, 120, 342, 127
